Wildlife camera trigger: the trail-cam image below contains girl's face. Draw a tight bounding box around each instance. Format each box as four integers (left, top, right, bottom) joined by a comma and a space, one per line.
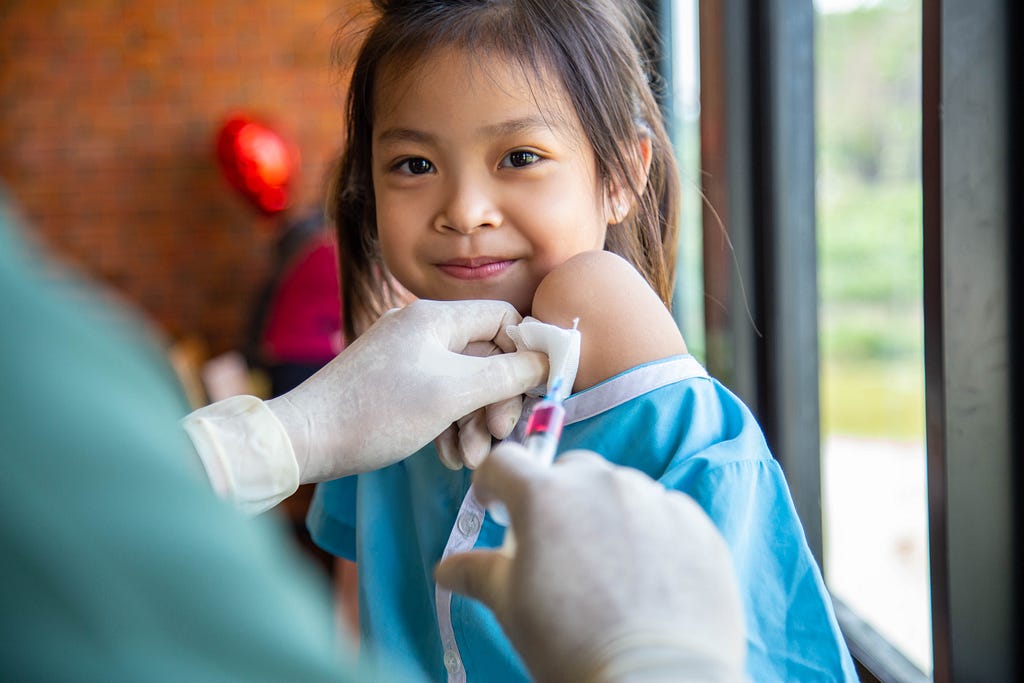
371, 48, 614, 314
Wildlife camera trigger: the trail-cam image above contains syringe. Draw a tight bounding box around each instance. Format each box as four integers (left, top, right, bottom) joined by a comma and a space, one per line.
486, 316, 578, 548
521, 384, 566, 464
489, 379, 566, 528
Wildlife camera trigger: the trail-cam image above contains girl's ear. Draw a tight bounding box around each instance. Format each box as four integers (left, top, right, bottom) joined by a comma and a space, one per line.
606, 133, 654, 224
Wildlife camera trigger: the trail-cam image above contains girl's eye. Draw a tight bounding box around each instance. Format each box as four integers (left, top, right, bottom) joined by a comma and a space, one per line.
396, 157, 434, 175
503, 150, 541, 168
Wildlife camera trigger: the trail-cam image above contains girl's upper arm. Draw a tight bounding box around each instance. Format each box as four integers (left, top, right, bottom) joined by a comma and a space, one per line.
531, 250, 687, 392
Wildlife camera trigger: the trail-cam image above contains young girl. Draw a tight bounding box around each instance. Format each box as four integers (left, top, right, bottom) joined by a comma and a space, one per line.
309, 1, 858, 681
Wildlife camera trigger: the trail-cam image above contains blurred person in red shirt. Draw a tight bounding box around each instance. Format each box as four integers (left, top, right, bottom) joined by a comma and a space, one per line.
215, 113, 344, 397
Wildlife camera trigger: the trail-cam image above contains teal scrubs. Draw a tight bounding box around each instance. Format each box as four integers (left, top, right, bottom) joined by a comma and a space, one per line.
309, 356, 860, 682
0, 195, 378, 682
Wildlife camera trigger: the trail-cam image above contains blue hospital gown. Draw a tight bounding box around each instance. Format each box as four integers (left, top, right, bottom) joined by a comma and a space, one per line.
308, 355, 859, 682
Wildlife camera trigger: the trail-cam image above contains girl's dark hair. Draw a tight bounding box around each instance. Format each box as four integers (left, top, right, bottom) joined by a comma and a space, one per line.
330, 0, 680, 339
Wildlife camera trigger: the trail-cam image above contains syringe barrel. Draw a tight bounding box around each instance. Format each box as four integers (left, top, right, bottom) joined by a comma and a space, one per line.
523, 401, 565, 466
489, 400, 566, 526
524, 400, 565, 438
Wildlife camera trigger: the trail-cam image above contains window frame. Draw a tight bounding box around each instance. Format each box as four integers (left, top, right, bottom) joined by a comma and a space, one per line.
922, 1, 1019, 681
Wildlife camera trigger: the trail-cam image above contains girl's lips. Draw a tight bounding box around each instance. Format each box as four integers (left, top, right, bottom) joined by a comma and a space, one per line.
436, 258, 515, 280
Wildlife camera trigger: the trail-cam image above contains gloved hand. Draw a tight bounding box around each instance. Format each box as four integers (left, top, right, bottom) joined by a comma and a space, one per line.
431, 338, 520, 471
266, 299, 548, 484
435, 315, 581, 470
435, 443, 747, 683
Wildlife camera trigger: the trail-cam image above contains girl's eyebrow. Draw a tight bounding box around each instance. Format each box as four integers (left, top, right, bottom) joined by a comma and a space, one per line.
375, 115, 562, 146
375, 127, 436, 146
479, 115, 562, 138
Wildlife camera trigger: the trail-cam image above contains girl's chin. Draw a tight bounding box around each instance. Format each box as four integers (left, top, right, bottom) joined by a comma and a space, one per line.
422, 288, 533, 316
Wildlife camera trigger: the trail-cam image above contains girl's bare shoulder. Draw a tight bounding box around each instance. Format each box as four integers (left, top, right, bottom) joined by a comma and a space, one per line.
532, 250, 687, 392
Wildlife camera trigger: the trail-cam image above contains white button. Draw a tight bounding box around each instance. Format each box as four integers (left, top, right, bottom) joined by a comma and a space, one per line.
457, 512, 480, 536
444, 649, 461, 673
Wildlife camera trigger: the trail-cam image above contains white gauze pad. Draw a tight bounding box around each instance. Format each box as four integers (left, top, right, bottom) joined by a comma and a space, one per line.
506, 316, 581, 401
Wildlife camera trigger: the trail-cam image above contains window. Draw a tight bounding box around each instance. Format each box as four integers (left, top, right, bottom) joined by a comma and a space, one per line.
660, 0, 1020, 680
666, 0, 706, 360
814, 0, 931, 674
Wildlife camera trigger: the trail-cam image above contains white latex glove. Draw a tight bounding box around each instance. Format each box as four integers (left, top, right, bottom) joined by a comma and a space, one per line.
435, 316, 581, 470
435, 443, 747, 683
432, 338, 521, 471
265, 299, 547, 485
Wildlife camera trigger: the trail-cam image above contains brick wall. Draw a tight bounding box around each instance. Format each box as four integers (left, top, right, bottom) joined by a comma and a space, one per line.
0, 0, 366, 355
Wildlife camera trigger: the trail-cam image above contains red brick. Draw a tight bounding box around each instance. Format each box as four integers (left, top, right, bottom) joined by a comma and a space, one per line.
1, 0, 351, 356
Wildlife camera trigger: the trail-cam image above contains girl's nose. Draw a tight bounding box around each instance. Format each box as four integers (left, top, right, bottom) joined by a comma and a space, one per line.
433, 175, 502, 234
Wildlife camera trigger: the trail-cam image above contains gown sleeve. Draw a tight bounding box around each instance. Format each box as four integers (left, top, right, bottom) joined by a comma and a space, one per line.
0, 202, 380, 682
655, 376, 860, 682
561, 361, 857, 681
307, 475, 360, 561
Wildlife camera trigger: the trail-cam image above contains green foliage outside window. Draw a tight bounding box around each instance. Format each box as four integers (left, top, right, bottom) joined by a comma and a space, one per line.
816, 3, 924, 439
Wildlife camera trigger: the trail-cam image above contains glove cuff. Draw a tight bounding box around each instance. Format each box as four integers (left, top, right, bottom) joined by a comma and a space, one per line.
182, 395, 299, 515
577, 627, 746, 683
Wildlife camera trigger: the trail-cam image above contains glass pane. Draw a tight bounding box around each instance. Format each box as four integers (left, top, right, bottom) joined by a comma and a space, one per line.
668, 0, 705, 361
814, 0, 931, 674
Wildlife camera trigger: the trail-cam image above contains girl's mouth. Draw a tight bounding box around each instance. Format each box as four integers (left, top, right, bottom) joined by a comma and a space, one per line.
436, 257, 515, 280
